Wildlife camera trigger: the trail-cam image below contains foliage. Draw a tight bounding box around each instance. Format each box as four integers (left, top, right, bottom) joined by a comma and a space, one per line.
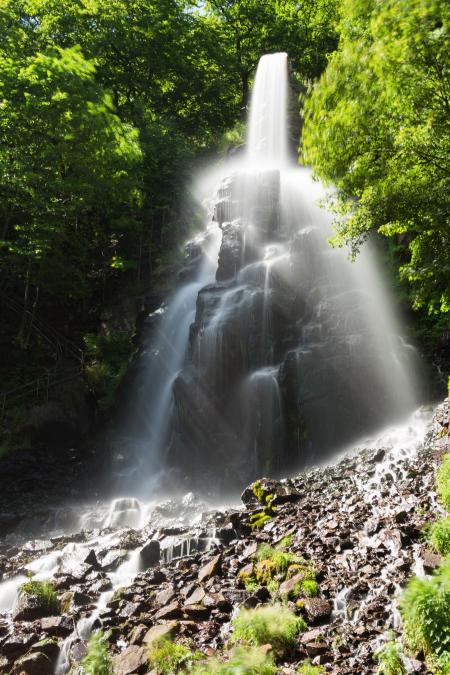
20, 575, 59, 613
278, 534, 294, 549
250, 483, 277, 528
202, 0, 339, 106
81, 630, 112, 675
254, 544, 300, 576
297, 662, 326, 674
427, 517, 450, 555
437, 454, 450, 511
400, 559, 450, 666
191, 646, 277, 674
0, 40, 142, 313
147, 638, 201, 674
299, 579, 319, 598
231, 605, 306, 653
374, 640, 406, 675
303, 0, 450, 331
83, 331, 133, 409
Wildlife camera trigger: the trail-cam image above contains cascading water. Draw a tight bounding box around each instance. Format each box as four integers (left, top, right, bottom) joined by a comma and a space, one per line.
115, 51, 422, 494
160, 51, 420, 490
116, 223, 221, 495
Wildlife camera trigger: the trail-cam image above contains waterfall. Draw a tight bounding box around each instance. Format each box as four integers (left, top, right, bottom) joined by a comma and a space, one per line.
123, 52, 420, 494
247, 52, 289, 166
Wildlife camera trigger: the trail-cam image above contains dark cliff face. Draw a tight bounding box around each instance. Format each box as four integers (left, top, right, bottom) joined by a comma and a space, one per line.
161, 170, 419, 493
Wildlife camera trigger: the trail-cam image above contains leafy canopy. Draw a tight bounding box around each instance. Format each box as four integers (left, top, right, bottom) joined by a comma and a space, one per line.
303, 0, 450, 321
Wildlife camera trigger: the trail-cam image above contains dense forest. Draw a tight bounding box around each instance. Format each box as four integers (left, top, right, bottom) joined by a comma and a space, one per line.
1, 0, 448, 434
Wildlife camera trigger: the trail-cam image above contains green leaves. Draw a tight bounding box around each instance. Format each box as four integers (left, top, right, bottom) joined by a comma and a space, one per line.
302, 0, 450, 323
0, 34, 142, 300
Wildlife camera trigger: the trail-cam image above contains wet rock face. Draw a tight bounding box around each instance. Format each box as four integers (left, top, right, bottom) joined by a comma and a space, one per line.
165, 167, 420, 489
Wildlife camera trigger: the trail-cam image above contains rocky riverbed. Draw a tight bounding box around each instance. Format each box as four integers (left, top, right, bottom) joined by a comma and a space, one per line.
0, 399, 449, 674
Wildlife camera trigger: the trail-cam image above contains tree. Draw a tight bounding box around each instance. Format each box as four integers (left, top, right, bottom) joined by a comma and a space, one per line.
302, 0, 450, 322
0, 44, 142, 338
202, 0, 339, 107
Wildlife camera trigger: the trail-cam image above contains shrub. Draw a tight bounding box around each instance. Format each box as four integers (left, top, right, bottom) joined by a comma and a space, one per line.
20, 576, 59, 613
83, 331, 133, 410
254, 544, 301, 576
400, 560, 450, 662
427, 517, 450, 555
374, 640, 406, 675
81, 630, 112, 675
147, 638, 201, 674
300, 579, 319, 598
297, 661, 326, 674
191, 646, 277, 674
231, 604, 306, 653
437, 454, 450, 511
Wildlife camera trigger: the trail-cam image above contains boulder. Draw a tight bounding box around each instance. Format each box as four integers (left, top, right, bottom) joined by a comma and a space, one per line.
303, 598, 332, 624
10, 651, 53, 675
154, 601, 182, 621
140, 540, 160, 569
185, 586, 206, 606
198, 554, 221, 583
100, 549, 128, 572
143, 621, 179, 645
182, 604, 211, 621
112, 645, 147, 675
13, 591, 58, 622
40, 615, 72, 638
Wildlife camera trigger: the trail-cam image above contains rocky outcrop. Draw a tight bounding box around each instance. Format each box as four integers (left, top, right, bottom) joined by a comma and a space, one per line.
165, 167, 422, 489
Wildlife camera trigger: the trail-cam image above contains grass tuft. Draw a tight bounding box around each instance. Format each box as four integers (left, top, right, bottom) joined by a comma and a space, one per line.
374, 639, 406, 675
297, 661, 326, 674
400, 559, 450, 664
191, 645, 277, 674
147, 638, 201, 674
436, 454, 450, 511
231, 604, 306, 653
254, 544, 301, 576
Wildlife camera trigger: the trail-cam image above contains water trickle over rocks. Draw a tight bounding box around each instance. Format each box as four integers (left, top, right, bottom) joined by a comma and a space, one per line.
0, 401, 447, 673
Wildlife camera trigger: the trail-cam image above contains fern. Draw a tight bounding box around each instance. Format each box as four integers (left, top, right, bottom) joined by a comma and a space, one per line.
81, 630, 112, 675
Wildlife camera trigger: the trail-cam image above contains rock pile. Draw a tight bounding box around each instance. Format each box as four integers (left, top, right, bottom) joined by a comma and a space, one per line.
0, 400, 448, 673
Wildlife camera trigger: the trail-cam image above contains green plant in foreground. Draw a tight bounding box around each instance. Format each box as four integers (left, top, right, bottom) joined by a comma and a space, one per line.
427, 517, 450, 555
255, 544, 301, 576
20, 576, 59, 612
297, 661, 326, 674
191, 645, 277, 674
300, 579, 319, 598
437, 454, 450, 511
374, 639, 406, 675
81, 630, 112, 675
147, 638, 201, 674
400, 559, 450, 664
231, 604, 306, 653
